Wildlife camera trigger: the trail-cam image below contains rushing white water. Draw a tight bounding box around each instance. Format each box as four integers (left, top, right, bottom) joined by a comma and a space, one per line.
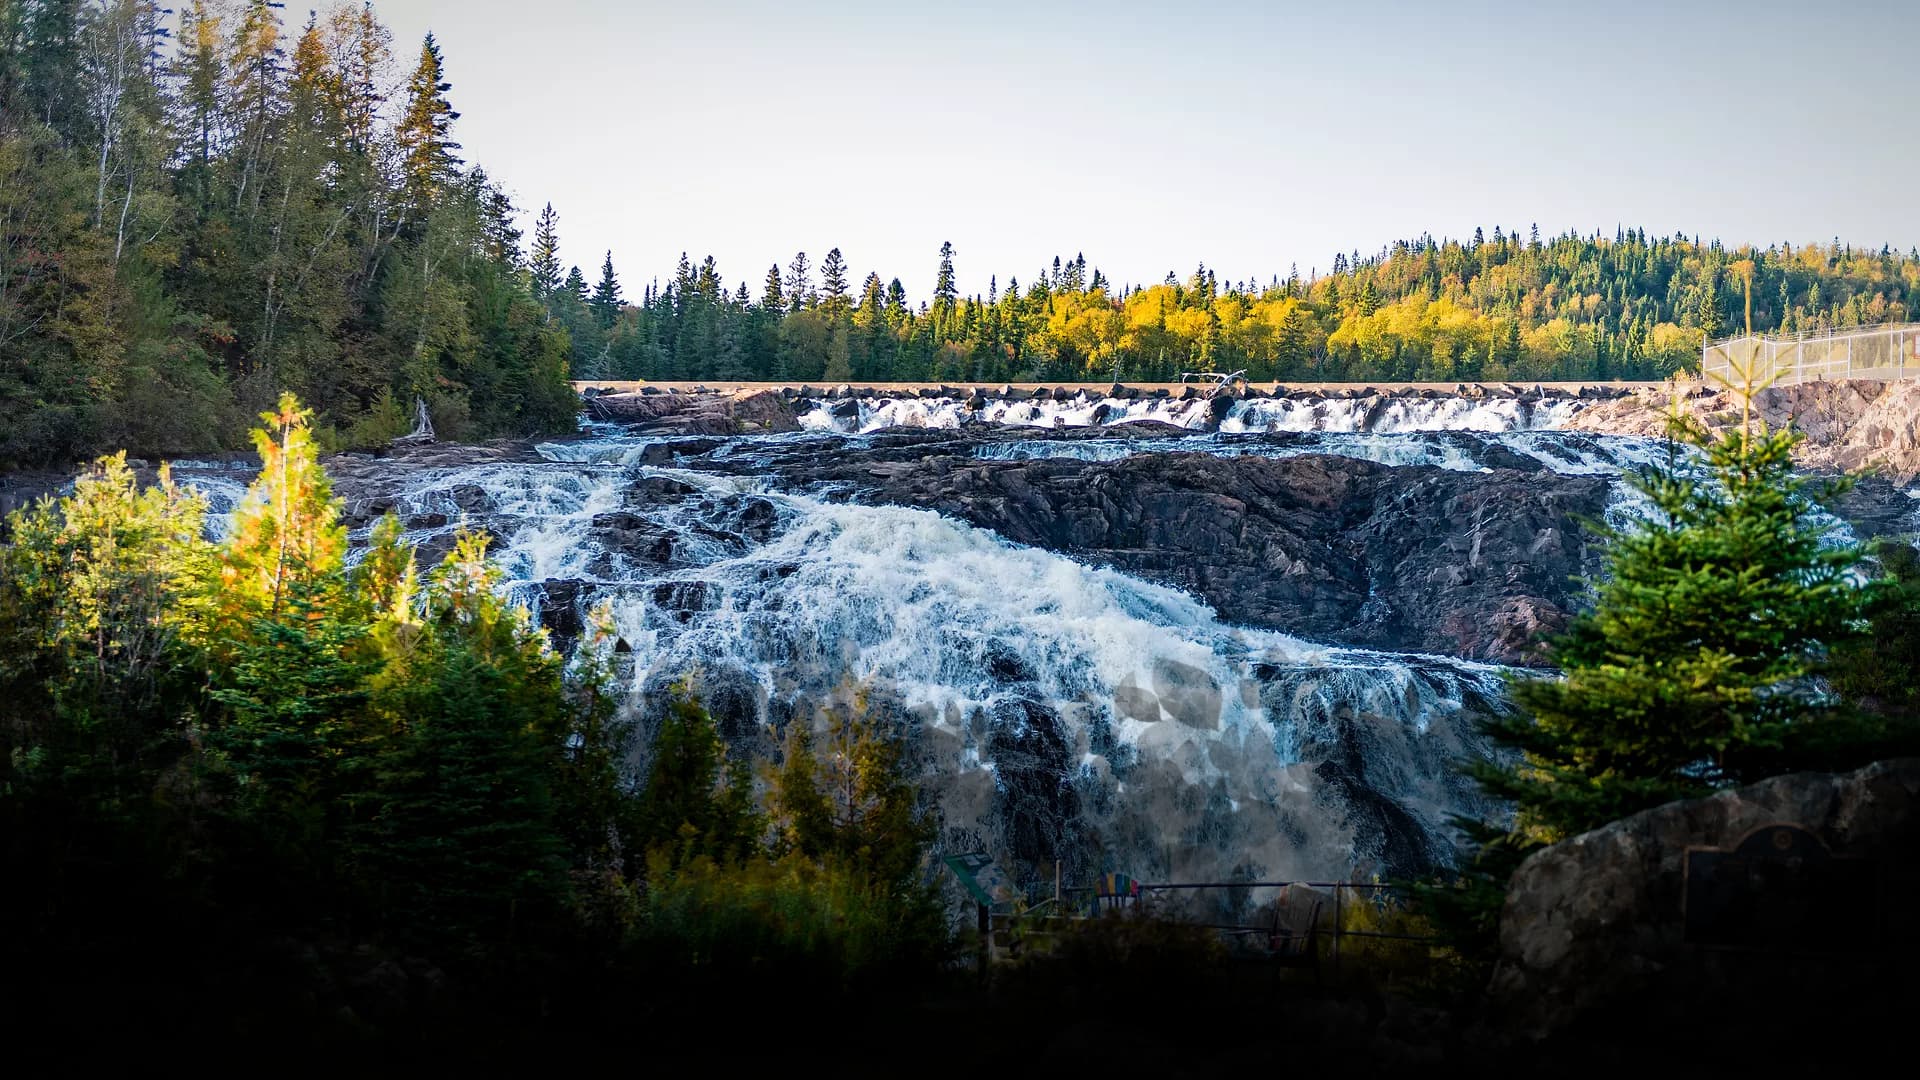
973, 430, 1674, 477
341, 437, 1510, 884
140, 390, 1917, 896
800, 392, 1591, 436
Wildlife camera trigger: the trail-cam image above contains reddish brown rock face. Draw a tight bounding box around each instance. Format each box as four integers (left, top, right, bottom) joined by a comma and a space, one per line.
1568, 378, 1920, 482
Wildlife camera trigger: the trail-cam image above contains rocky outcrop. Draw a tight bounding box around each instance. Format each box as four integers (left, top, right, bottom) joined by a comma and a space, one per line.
1568, 378, 1920, 481
695, 432, 1612, 664
583, 388, 798, 435
1488, 758, 1920, 1044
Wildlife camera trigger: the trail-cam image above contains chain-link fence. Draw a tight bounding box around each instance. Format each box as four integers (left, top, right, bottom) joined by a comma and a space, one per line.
1702, 323, 1920, 386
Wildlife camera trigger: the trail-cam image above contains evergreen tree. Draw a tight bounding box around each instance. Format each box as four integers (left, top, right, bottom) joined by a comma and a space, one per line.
589, 250, 622, 327
394, 32, 460, 215
760, 262, 784, 312
636, 693, 761, 866
356, 528, 572, 944
1468, 390, 1872, 844
819, 246, 850, 318
934, 241, 957, 314
786, 250, 811, 312
530, 202, 562, 299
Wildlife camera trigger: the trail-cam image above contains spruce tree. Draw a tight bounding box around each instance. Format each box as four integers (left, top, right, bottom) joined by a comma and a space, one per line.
1468, 384, 1871, 845
529, 202, 562, 299
636, 693, 760, 866
589, 250, 622, 327
786, 250, 811, 312
934, 241, 957, 311
819, 247, 850, 318
356, 529, 571, 945
760, 263, 785, 312
394, 32, 461, 214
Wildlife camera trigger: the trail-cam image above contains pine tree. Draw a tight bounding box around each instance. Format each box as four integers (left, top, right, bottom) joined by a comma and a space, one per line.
760, 263, 784, 312
636, 693, 760, 865
589, 250, 622, 327
786, 250, 811, 312
324, 1, 390, 157
1468, 384, 1872, 845
529, 202, 562, 299
356, 529, 571, 944
933, 241, 957, 323
819, 246, 850, 318
765, 692, 933, 890
394, 32, 460, 215
205, 394, 348, 634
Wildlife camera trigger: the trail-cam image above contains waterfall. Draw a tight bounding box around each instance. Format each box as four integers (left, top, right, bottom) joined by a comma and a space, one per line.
798, 391, 1591, 436
321, 438, 1511, 885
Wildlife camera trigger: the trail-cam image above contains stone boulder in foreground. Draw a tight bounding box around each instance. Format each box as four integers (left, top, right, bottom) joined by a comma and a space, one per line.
1488, 757, 1920, 1044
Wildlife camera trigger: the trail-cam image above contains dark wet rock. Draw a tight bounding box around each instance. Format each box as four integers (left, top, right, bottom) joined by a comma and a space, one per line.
588, 511, 678, 565
537, 580, 586, 649
982, 640, 1036, 684
733, 497, 779, 543
584, 388, 799, 435
626, 475, 700, 504
650, 580, 718, 622
738, 441, 1612, 664
985, 697, 1080, 870
1829, 474, 1918, 544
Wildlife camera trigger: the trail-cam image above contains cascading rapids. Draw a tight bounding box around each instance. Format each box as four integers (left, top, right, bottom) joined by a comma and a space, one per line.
155, 389, 1918, 900
798, 391, 1590, 435
342, 435, 1513, 887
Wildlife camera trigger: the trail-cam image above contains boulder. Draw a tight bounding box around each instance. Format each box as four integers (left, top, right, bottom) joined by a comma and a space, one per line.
1488, 758, 1920, 1045
584, 389, 799, 436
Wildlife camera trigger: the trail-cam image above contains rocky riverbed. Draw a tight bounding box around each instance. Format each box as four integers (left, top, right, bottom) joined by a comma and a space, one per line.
7, 382, 1917, 896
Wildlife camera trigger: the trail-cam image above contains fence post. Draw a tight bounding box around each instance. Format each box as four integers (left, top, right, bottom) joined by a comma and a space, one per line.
1333, 884, 1342, 985
977, 902, 990, 972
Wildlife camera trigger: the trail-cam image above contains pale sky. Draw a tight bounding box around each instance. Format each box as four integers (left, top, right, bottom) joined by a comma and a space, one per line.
359, 0, 1918, 299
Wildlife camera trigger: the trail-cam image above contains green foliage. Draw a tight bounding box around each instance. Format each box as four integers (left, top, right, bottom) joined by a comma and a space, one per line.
0, 453, 209, 801
353, 531, 573, 944
3, 397, 628, 964
765, 691, 937, 894
1470, 409, 1872, 843
574, 229, 1917, 387
1828, 542, 1920, 721
631, 689, 947, 986
634, 691, 761, 866
0, 2, 573, 468
1003, 910, 1226, 989
344, 386, 414, 448
2, 395, 952, 1037
635, 848, 947, 990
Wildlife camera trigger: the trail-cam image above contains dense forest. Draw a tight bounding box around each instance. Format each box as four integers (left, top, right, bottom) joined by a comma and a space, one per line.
562, 228, 1920, 389
0, 0, 576, 468
6, 3, 1919, 469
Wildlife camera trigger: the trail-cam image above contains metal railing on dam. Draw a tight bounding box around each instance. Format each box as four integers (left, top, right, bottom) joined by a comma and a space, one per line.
1703, 322, 1920, 387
